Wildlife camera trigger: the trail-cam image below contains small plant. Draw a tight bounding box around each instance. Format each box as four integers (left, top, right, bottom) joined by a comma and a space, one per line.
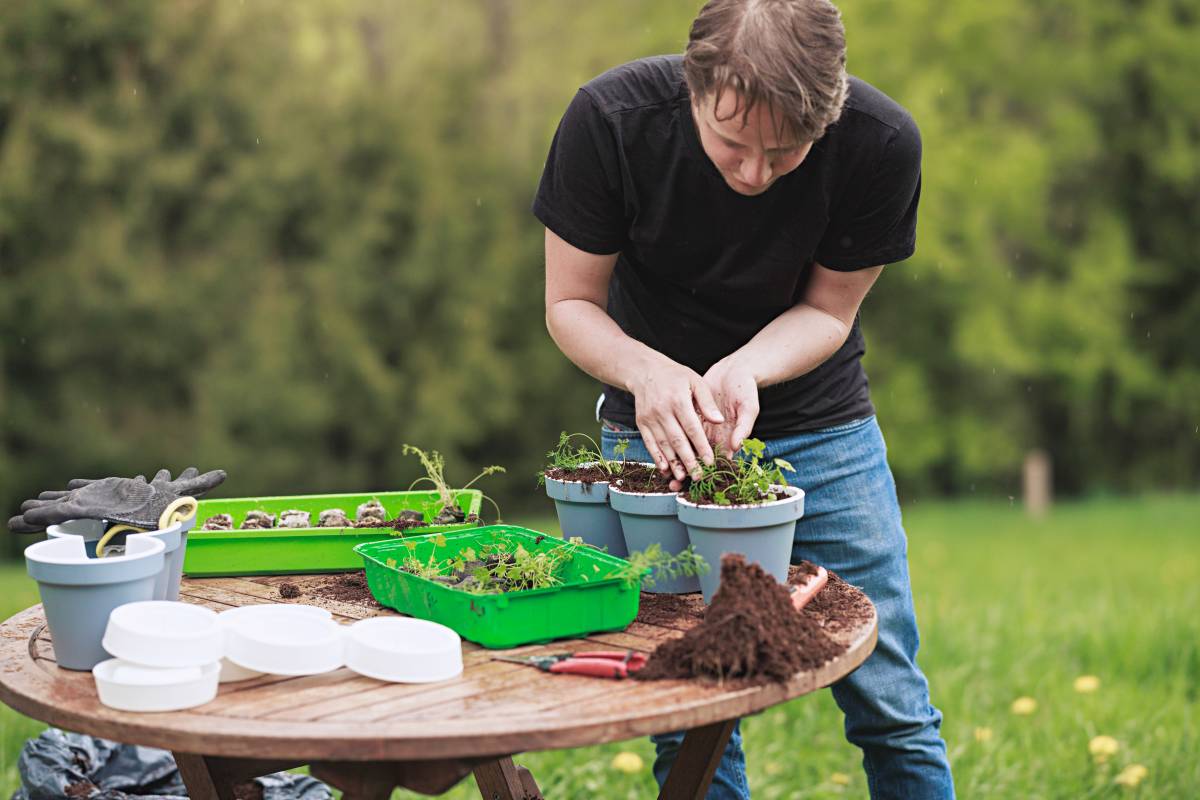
687, 438, 796, 506
538, 432, 628, 484
397, 533, 585, 594
402, 443, 506, 522
607, 544, 710, 589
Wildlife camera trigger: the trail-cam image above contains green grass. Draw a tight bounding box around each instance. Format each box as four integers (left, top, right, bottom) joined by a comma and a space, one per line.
2, 496, 1196, 798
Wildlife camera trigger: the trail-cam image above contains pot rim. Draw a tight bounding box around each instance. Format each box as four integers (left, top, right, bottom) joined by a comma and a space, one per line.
543, 460, 616, 485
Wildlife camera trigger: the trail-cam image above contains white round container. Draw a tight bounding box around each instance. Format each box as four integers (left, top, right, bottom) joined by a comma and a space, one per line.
93, 659, 220, 712
344, 617, 463, 683
215, 604, 332, 682
102, 601, 223, 668
224, 609, 344, 676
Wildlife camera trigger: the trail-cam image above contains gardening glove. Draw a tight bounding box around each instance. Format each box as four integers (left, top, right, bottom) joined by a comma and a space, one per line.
8, 467, 226, 533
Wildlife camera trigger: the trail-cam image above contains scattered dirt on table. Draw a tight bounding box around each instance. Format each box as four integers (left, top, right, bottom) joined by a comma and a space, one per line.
636, 555, 846, 685
635, 591, 705, 631
613, 463, 676, 493
305, 571, 382, 608
278, 582, 301, 599
232, 781, 263, 800
791, 565, 874, 634
64, 781, 97, 799
544, 465, 614, 485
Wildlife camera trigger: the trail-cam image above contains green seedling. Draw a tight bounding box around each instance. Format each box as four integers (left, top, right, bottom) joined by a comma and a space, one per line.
401, 443, 506, 522
606, 543, 710, 589
538, 432, 629, 484
688, 438, 795, 506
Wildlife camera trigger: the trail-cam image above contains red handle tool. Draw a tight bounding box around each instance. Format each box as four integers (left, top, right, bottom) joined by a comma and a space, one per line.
790, 565, 828, 613
494, 650, 647, 679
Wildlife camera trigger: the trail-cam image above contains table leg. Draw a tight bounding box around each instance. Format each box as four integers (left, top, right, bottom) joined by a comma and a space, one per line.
173, 754, 301, 800
657, 719, 738, 800
473, 757, 544, 800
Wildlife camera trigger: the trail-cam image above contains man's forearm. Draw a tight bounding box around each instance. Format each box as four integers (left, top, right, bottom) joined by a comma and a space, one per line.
727, 302, 853, 388
545, 299, 672, 392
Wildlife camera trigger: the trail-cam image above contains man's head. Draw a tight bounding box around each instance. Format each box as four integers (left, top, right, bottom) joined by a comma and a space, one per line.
684, 0, 848, 195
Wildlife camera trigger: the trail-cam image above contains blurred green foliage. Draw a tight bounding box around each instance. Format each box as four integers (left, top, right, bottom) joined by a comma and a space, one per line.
2, 0, 1198, 548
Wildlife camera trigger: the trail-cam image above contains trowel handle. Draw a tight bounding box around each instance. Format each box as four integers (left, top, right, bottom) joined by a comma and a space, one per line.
790, 566, 828, 613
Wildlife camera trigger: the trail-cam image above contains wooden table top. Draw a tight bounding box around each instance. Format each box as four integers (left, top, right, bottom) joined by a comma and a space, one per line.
0, 573, 877, 762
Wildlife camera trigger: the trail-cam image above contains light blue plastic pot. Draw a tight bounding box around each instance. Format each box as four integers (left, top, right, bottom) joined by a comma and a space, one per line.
608, 484, 699, 594
676, 485, 805, 603
544, 470, 627, 558
24, 534, 166, 670
47, 516, 192, 601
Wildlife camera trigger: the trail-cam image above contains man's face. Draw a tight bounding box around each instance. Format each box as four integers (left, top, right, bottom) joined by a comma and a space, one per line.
691, 90, 813, 196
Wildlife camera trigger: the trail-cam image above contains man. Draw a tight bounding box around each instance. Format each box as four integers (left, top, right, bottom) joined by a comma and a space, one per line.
534, 0, 954, 797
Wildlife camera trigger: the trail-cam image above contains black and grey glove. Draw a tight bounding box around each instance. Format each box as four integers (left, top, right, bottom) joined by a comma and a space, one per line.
8, 467, 226, 533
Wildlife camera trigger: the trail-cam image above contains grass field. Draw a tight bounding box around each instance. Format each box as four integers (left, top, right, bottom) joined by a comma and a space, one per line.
2, 495, 1196, 798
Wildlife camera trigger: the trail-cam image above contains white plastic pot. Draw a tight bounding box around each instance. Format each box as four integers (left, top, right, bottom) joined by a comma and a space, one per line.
102, 601, 223, 668
344, 617, 463, 683
93, 659, 220, 712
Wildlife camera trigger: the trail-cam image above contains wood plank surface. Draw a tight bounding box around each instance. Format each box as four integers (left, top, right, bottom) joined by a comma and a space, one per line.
0, 574, 878, 761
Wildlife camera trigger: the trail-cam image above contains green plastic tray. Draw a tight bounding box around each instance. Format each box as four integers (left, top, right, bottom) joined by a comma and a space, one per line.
183, 490, 483, 577
355, 526, 641, 649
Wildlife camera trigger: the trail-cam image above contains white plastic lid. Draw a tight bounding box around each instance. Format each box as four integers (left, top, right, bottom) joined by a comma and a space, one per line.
224, 609, 344, 676
344, 617, 463, 683
93, 658, 220, 712
102, 601, 223, 668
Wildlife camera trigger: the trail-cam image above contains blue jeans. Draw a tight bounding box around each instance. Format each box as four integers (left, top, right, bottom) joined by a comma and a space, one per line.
600, 416, 954, 800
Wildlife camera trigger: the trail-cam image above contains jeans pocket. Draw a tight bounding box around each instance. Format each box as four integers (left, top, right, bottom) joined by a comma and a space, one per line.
600, 419, 641, 438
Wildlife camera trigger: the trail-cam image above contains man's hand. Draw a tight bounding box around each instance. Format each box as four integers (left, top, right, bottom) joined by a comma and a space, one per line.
629, 363, 725, 482
702, 357, 761, 456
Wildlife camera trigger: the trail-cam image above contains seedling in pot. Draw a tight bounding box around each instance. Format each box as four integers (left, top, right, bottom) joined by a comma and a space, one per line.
539, 433, 629, 484
688, 438, 795, 506
401, 443, 505, 523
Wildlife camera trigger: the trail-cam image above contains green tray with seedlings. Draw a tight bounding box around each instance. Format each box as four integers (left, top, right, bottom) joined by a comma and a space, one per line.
184, 445, 505, 577
183, 489, 484, 577
356, 526, 703, 648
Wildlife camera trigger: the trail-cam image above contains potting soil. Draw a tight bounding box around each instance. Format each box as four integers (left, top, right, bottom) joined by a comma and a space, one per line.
278, 582, 301, 599
792, 564, 874, 634
635, 554, 846, 684
306, 571, 383, 608
544, 464, 614, 484
612, 463, 676, 493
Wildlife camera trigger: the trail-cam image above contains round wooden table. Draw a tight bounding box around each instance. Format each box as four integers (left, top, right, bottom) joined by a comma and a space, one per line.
0, 574, 876, 800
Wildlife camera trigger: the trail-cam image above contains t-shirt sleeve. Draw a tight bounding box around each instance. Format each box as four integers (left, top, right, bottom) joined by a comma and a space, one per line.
815, 116, 922, 270
532, 89, 628, 255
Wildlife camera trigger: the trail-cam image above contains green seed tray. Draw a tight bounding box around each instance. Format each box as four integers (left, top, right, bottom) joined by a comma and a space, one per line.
183, 490, 483, 577
355, 525, 641, 649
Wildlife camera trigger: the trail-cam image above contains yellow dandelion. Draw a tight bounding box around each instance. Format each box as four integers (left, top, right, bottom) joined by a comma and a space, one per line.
1010, 696, 1038, 715
763, 761, 783, 776
1088, 735, 1120, 764
610, 751, 644, 773
1114, 763, 1148, 788
974, 727, 993, 743
830, 772, 851, 786
1074, 675, 1101, 693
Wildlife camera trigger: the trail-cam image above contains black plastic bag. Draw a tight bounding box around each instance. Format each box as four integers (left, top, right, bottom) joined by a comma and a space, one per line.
12, 729, 331, 800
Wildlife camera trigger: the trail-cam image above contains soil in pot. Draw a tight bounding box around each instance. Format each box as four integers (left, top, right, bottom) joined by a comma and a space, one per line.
635, 554, 846, 684
613, 463, 675, 493
544, 464, 616, 484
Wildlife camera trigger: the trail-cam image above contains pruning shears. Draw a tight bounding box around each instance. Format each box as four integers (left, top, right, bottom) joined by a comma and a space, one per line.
493, 649, 647, 679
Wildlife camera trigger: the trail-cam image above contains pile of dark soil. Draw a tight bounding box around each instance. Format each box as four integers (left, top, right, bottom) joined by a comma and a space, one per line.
306, 571, 382, 608
613, 463, 675, 493
278, 582, 301, 599
636, 555, 846, 684
544, 464, 615, 484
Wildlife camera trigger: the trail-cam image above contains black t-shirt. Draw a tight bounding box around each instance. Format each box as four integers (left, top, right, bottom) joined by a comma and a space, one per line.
533, 55, 921, 437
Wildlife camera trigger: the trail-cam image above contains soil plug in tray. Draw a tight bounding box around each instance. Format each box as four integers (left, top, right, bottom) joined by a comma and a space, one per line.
355, 526, 642, 649
183, 490, 482, 577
